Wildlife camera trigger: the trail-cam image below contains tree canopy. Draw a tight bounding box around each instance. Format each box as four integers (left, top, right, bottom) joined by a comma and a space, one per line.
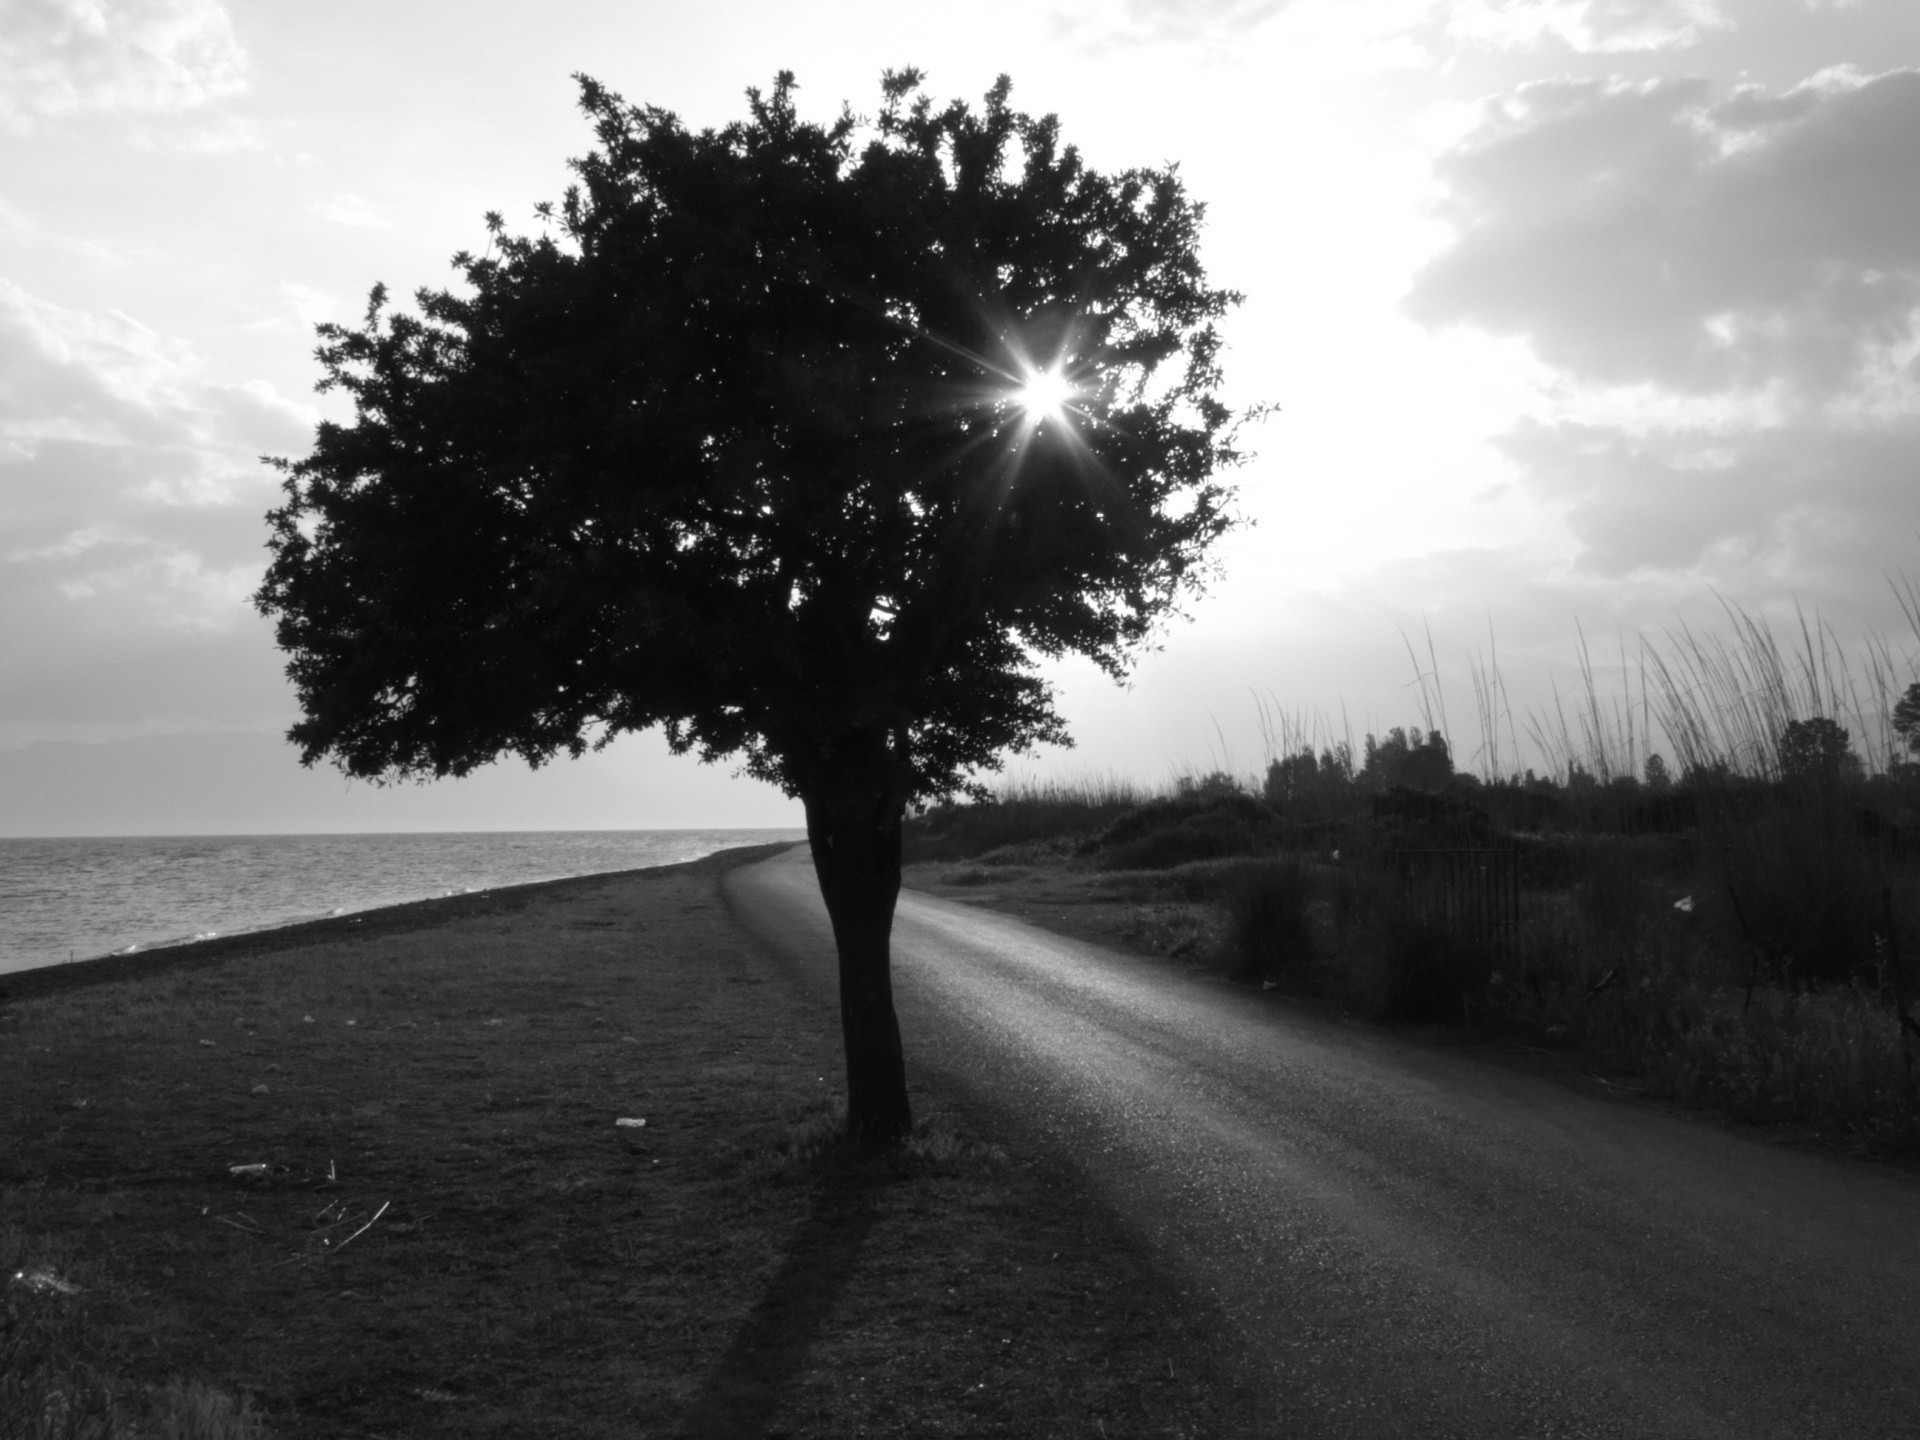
257, 70, 1250, 1145
259, 69, 1245, 807
1893, 682, 1920, 759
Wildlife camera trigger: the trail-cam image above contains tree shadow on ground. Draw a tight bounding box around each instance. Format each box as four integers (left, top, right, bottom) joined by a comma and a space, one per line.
677, 1177, 880, 1438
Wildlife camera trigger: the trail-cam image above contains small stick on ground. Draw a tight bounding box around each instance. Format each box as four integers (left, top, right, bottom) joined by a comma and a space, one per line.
332, 1200, 389, 1255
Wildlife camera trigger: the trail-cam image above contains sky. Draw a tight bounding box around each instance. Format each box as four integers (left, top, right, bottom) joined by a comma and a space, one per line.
1, 0, 1917, 834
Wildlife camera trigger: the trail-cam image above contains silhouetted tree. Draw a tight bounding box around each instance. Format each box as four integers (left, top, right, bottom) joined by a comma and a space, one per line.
1263, 744, 1357, 818
1893, 682, 1920, 758
256, 71, 1246, 1147
1778, 717, 1860, 785
1359, 727, 1453, 793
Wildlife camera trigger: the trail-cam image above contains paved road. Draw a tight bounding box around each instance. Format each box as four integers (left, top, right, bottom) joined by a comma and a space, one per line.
724, 847, 1920, 1438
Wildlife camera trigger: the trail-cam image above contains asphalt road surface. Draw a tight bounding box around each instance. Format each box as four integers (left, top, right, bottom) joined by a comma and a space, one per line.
724, 846, 1920, 1439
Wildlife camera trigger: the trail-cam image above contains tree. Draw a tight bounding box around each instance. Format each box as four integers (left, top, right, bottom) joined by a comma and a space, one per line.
1643, 753, 1672, 793
1777, 717, 1860, 785
255, 71, 1246, 1148
1359, 727, 1453, 793
1263, 744, 1357, 819
1893, 681, 1920, 757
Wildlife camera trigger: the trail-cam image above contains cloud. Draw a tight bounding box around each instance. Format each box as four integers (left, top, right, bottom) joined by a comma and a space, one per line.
1058, 0, 1727, 54
1049, 0, 1294, 49
1413, 68, 1920, 397
1408, 67, 1920, 600
1441, 0, 1727, 52
0, 281, 309, 679
309, 193, 384, 228
1496, 416, 1920, 579
0, 0, 248, 131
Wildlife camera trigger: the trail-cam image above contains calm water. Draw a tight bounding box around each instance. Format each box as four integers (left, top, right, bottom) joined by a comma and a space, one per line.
0, 829, 805, 976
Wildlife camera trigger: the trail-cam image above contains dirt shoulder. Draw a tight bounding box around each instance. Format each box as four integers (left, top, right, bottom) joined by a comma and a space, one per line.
2, 845, 1257, 1438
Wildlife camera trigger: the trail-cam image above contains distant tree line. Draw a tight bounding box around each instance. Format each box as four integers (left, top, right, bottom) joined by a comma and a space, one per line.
1255, 680, 1920, 839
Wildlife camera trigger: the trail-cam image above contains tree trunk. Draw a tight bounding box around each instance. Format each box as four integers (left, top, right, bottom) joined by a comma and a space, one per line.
802, 757, 913, 1151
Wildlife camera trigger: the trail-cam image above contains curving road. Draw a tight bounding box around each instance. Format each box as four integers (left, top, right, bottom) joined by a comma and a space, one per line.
724, 846, 1920, 1439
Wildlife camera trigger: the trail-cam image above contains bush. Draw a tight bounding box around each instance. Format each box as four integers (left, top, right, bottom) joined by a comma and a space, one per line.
904, 779, 1142, 862
1650, 984, 1919, 1149
1486, 896, 1920, 1156
1219, 858, 1314, 985
1367, 887, 1501, 1022
1085, 793, 1284, 870
1705, 791, 1889, 986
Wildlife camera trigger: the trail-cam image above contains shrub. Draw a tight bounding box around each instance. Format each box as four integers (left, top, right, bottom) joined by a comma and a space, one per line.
1367, 886, 1501, 1022
905, 778, 1142, 862
1704, 792, 1887, 986
1219, 858, 1314, 985
1085, 793, 1284, 870
1648, 983, 1920, 1150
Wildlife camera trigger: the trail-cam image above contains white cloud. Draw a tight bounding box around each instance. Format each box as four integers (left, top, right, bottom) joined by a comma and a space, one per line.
1061, 0, 1734, 56
1442, 0, 1727, 52
1408, 67, 1920, 599
1049, 0, 1293, 49
0, 280, 307, 655
0, 0, 248, 131
1413, 68, 1920, 397
309, 193, 384, 228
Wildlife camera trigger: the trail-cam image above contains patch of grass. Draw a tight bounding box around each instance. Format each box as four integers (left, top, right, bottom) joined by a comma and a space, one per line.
748, 1105, 1007, 1185
1120, 903, 1214, 960
1, 859, 1260, 1437
1, 1222, 268, 1440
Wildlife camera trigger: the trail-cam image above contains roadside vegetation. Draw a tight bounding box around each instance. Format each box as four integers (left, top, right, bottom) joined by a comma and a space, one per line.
906, 606, 1920, 1161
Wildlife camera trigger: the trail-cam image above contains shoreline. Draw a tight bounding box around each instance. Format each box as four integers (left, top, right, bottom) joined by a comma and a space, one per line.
0, 838, 802, 1003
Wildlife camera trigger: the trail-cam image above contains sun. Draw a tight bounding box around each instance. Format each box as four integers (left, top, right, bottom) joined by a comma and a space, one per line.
1015, 366, 1075, 424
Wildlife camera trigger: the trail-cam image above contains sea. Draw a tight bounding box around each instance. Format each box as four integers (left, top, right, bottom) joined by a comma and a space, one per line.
0, 829, 806, 977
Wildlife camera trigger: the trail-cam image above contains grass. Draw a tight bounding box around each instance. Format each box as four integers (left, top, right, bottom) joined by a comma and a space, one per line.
0, 851, 1260, 1438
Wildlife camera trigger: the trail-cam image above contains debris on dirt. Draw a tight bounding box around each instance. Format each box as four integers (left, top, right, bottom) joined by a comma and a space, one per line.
332, 1200, 389, 1254
12, 1267, 81, 1297
198, 1039, 216, 1047
615, 1117, 647, 1129
229, 1163, 268, 1177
